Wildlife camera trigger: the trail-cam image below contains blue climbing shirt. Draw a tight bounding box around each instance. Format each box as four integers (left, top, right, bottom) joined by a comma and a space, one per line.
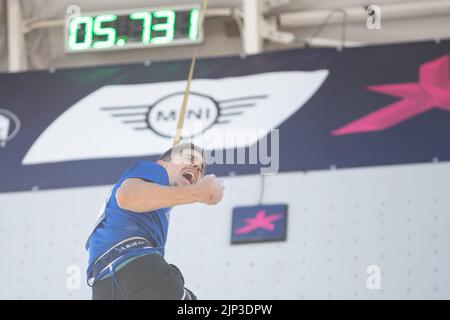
86, 160, 171, 283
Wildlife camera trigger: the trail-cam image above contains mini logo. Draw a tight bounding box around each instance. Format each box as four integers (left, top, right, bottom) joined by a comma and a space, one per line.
0, 108, 21, 148
23, 71, 329, 165
102, 91, 266, 139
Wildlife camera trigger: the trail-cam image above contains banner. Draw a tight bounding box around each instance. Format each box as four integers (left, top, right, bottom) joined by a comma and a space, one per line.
1, 40, 449, 192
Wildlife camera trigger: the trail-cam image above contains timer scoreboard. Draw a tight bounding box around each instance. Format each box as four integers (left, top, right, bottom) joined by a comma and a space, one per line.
65, 5, 203, 52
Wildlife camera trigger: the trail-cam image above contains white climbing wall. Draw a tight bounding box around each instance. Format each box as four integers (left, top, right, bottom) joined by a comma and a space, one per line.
0, 161, 449, 299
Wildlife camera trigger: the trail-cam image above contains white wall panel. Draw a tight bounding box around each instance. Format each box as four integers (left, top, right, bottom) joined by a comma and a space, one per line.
0, 161, 449, 299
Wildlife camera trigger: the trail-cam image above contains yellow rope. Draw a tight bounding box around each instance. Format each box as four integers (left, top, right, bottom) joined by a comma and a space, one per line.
173, 0, 209, 147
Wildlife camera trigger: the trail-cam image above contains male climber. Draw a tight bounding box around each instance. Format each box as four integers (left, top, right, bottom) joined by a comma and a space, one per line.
85, 143, 224, 300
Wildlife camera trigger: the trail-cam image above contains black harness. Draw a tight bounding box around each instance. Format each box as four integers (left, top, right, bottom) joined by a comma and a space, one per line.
88, 237, 155, 286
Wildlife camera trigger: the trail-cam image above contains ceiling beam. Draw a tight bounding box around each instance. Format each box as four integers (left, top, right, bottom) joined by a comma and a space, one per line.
279, 0, 450, 28
6, 0, 28, 72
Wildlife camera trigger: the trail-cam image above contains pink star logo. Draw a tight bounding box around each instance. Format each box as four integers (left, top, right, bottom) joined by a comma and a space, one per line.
332, 55, 450, 135
235, 210, 283, 235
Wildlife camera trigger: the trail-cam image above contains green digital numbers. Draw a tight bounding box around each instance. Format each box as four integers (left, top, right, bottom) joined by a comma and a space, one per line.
151, 10, 176, 44
130, 12, 152, 44
130, 10, 175, 45
189, 9, 200, 41
93, 15, 117, 49
68, 15, 116, 50
68, 16, 93, 51
66, 7, 201, 52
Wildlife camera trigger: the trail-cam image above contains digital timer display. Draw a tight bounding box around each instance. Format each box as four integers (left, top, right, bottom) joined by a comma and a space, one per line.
65, 5, 203, 52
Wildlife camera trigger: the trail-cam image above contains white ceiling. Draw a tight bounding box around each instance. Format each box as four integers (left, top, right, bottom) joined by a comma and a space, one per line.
20, 0, 242, 20
1, 0, 450, 72
19, 0, 409, 19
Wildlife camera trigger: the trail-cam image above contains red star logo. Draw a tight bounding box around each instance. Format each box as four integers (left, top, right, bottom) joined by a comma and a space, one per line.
235, 210, 283, 235
332, 55, 450, 135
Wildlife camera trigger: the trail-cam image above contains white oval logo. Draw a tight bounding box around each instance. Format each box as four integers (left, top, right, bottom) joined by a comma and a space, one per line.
0, 108, 21, 148
147, 92, 219, 138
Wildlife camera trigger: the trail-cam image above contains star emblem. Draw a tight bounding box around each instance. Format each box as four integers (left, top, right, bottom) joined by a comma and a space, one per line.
234, 210, 283, 235
332, 55, 450, 135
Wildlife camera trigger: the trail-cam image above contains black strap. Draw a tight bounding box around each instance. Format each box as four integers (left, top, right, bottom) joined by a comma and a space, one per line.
89, 237, 154, 285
